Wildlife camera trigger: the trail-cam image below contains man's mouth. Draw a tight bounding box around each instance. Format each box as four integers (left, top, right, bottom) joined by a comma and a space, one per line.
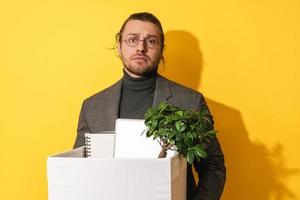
132, 56, 148, 61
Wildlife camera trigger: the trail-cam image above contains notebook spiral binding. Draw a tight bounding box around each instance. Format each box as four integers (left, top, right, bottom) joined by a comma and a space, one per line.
84, 134, 92, 157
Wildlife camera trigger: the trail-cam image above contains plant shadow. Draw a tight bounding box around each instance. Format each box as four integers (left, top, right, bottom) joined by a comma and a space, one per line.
160, 30, 299, 200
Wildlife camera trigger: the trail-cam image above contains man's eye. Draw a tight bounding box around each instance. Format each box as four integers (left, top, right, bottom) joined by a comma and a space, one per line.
147, 39, 156, 44
128, 37, 138, 43
146, 38, 159, 47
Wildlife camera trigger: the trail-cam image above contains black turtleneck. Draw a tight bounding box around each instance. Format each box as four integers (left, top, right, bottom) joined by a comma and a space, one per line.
119, 70, 157, 119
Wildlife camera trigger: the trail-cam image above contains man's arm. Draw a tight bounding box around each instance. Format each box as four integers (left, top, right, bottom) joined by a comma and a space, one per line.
193, 137, 226, 200
73, 100, 90, 148
192, 95, 226, 200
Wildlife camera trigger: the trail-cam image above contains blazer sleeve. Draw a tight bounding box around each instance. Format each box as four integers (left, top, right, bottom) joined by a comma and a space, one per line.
192, 94, 226, 200
73, 100, 90, 148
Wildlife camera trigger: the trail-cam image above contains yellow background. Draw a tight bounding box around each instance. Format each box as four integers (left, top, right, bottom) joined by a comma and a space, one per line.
0, 0, 299, 199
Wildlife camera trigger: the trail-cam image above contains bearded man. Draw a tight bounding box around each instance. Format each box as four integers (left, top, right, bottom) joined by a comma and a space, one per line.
73, 12, 226, 200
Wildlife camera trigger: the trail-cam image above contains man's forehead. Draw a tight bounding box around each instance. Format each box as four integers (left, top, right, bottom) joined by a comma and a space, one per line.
122, 20, 160, 36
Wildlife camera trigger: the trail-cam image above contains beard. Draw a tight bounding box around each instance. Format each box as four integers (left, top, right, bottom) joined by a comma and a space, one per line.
121, 54, 161, 77
123, 63, 158, 77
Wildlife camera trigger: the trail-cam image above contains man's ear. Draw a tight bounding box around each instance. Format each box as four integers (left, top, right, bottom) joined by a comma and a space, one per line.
117, 42, 121, 57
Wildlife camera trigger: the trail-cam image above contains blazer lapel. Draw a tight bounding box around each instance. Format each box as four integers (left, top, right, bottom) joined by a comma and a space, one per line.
102, 79, 122, 130
152, 75, 173, 107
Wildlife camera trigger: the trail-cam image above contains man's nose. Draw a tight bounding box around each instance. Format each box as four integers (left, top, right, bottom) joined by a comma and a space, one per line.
136, 40, 147, 53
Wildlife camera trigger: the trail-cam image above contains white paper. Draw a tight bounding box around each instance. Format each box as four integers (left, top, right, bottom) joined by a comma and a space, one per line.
114, 118, 175, 158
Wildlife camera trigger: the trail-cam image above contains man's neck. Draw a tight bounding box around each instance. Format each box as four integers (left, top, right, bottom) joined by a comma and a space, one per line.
123, 68, 142, 78
123, 68, 158, 79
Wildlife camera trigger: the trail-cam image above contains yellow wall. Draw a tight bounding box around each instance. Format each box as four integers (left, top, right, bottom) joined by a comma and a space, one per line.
1, 1, 299, 199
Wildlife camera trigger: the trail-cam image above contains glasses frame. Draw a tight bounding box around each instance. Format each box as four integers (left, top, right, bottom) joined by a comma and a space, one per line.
122, 35, 160, 49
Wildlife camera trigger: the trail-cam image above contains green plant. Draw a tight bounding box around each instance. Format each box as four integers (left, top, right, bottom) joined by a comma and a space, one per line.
144, 102, 217, 164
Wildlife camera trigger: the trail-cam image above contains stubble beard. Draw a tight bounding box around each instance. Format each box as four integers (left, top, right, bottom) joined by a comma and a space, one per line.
122, 57, 160, 77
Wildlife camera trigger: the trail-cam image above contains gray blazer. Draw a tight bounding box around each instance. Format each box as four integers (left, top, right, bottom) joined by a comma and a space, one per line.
73, 75, 226, 200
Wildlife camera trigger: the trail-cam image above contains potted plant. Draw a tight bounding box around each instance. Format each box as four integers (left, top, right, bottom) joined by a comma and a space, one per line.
144, 102, 217, 164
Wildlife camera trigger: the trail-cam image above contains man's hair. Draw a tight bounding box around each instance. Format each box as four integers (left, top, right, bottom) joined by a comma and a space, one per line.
115, 12, 165, 50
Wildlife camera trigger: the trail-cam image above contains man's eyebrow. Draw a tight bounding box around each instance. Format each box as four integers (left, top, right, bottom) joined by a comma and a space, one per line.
126, 33, 159, 38
145, 34, 159, 38
126, 33, 139, 37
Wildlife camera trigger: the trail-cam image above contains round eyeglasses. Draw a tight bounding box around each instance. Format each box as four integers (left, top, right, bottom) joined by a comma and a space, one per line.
122, 35, 160, 49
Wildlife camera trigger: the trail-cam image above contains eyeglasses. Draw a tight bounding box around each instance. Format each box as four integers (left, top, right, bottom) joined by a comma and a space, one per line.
122, 35, 160, 49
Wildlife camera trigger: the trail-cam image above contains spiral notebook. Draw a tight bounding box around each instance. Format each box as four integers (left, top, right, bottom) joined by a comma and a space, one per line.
84, 131, 115, 158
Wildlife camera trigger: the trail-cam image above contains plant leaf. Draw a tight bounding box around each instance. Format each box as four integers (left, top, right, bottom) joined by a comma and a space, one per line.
205, 130, 217, 137
179, 124, 187, 132
184, 136, 193, 147
176, 111, 184, 117
175, 121, 181, 131
194, 144, 207, 158
187, 150, 195, 164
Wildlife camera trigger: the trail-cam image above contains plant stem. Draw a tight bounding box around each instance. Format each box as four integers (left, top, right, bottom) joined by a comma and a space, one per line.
158, 149, 167, 158
157, 141, 174, 158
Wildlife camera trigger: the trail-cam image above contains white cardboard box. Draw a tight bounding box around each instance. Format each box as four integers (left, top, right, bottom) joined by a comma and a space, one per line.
47, 147, 187, 200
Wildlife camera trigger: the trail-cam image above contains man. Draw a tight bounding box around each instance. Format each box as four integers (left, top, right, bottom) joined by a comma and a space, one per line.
73, 12, 226, 200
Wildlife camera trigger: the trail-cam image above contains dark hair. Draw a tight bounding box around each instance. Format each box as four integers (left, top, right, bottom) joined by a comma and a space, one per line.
115, 12, 165, 50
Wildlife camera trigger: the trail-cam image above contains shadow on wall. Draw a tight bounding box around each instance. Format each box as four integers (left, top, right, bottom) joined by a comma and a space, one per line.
161, 30, 299, 200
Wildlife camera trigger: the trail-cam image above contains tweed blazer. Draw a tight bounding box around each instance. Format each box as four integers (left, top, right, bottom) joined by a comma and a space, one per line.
73, 75, 226, 200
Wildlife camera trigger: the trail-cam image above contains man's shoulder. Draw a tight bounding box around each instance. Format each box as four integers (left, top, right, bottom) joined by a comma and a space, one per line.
157, 75, 206, 110
83, 79, 122, 104
158, 75, 203, 97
